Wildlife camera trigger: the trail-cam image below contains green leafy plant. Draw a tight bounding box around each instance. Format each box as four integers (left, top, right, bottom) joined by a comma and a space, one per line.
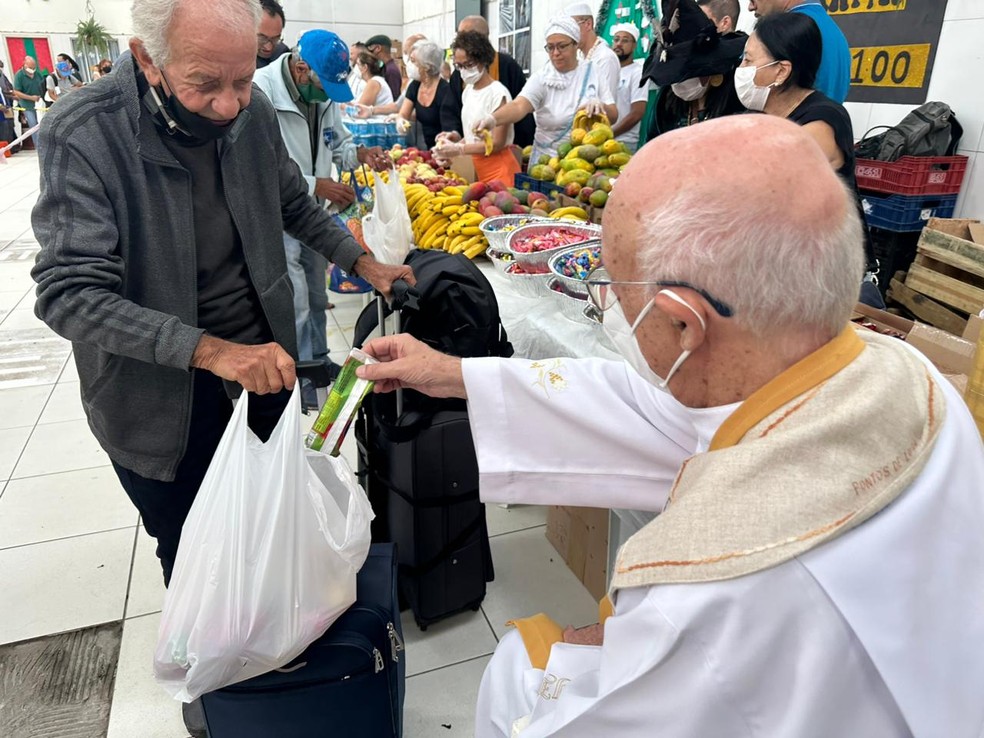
75, 16, 113, 58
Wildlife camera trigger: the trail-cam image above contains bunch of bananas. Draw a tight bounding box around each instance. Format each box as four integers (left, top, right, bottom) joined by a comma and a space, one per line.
404, 184, 488, 259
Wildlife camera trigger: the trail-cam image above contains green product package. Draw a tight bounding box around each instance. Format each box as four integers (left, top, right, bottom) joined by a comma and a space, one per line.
305, 348, 378, 456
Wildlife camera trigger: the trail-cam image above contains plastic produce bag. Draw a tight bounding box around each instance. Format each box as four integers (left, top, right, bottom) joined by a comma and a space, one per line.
362, 168, 413, 265
154, 386, 374, 702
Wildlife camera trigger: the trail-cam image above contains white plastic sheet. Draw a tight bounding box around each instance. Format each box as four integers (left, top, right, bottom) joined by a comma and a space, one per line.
362, 168, 413, 265
154, 386, 373, 702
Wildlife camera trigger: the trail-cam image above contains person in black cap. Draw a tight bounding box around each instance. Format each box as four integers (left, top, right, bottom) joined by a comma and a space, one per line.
365, 34, 402, 99
642, 0, 747, 139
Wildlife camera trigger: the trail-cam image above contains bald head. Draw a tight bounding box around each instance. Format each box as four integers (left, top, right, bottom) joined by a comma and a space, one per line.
605, 115, 863, 342
404, 34, 425, 55
458, 15, 490, 36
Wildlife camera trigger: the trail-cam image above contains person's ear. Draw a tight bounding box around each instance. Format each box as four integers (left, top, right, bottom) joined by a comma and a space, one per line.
653, 290, 709, 352
774, 60, 792, 87
129, 38, 162, 86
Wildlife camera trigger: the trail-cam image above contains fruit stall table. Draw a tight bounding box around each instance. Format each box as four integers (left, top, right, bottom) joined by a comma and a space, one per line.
484, 264, 654, 587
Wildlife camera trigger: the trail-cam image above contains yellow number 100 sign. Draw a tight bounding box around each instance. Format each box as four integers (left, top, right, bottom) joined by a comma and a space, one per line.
849, 44, 931, 88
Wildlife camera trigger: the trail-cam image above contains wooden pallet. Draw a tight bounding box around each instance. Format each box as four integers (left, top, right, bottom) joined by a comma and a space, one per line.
891, 219, 984, 333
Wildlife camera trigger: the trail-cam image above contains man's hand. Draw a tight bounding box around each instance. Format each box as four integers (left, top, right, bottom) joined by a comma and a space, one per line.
353, 254, 415, 298
357, 334, 467, 398
357, 145, 393, 172
315, 178, 356, 208
562, 623, 604, 646
191, 335, 296, 394
472, 114, 497, 135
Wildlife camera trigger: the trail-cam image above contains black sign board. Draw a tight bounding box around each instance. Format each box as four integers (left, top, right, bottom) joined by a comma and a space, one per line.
821, 0, 950, 105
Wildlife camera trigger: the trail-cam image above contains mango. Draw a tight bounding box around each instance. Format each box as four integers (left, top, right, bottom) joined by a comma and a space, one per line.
522, 145, 533, 160
608, 152, 631, 167
537, 154, 551, 166
558, 169, 591, 187
589, 190, 609, 208
529, 164, 556, 181
560, 158, 595, 173
548, 156, 561, 171
601, 139, 623, 156
527, 191, 548, 207
568, 144, 601, 163
530, 208, 550, 218
601, 168, 620, 178
462, 181, 488, 204
570, 128, 586, 145
557, 142, 574, 159
593, 155, 610, 169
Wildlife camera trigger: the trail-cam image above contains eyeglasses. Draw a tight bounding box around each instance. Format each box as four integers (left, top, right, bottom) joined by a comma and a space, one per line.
544, 41, 576, 54
585, 267, 734, 317
453, 60, 479, 71
257, 33, 282, 48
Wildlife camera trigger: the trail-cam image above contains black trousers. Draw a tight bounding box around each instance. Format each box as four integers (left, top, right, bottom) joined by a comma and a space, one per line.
112, 371, 290, 586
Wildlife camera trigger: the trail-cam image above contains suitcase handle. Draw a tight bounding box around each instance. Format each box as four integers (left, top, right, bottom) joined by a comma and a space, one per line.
274, 661, 308, 674
389, 279, 418, 312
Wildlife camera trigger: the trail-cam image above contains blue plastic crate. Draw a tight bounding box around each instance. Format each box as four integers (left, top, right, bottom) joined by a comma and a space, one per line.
861, 192, 958, 232
515, 173, 563, 198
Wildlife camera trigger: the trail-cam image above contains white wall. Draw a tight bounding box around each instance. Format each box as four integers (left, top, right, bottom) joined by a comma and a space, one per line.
284, 0, 403, 49
402, 0, 455, 48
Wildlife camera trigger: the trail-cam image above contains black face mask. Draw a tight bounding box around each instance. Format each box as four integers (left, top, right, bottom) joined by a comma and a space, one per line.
157, 69, 238, 142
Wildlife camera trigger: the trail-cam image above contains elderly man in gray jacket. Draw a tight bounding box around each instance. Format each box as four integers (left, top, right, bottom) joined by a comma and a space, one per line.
254, 28, 391, 409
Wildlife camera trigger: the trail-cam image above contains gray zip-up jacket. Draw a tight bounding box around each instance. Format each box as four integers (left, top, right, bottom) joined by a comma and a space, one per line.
31, 54, 365, 482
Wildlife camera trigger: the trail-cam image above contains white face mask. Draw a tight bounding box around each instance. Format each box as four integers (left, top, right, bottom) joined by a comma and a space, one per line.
734, 61, 779, 112
406, 60, 420, 81
25, 67, 36, 77
602, 289, 706, 392
671, 77, 708, 102
461, 66, 483, 86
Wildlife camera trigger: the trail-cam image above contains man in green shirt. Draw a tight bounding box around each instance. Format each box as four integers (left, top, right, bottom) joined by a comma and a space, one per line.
12, 56, 45, 150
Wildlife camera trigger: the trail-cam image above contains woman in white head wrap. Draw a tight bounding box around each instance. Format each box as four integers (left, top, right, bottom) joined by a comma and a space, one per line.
472, 15, 619, 166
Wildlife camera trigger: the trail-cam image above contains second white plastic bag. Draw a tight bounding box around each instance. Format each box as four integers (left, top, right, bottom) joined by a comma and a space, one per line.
153, 386, 373, 702
362, 168, 413, 265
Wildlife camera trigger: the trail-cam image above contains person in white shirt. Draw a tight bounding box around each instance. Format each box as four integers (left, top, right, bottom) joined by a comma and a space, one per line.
565, 2, 620, 102
353, 51, 394, 113
473, 16, 617, 166
347, 42, 367, 100
355, 114, 984, 737
609, 23, 648, 151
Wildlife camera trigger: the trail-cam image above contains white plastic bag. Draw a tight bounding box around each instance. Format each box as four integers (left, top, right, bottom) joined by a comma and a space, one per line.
362, 168, 413, 265
154, 386, 373, 702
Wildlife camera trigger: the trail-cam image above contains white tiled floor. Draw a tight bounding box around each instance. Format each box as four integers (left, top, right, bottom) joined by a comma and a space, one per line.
0, 152, 594, 736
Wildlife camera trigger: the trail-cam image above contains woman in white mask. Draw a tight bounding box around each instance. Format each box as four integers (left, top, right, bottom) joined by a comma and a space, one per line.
641, 0, 747, 140
431, 31, 522, 187
737, 12, 881, 307
472, 15, 618, 167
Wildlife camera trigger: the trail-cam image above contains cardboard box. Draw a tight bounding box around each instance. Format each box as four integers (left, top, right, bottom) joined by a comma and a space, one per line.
546, 505, 609, 601
853, 302, 976, 392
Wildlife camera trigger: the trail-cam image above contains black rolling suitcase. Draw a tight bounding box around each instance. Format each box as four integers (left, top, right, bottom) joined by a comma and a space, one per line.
354, 250, 512, 629
200, 543, 406, 737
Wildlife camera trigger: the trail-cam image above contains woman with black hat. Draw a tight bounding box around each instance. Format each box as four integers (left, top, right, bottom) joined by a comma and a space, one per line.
642, 0, 746, 139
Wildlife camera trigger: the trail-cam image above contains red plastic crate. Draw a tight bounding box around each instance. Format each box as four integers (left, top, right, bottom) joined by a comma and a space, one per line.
855, 155, 968, 196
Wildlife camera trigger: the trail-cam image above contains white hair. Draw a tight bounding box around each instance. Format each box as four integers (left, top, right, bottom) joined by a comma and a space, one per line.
131, 0, 262, 66
412, 40, 445, 78
636, 184, 865, 340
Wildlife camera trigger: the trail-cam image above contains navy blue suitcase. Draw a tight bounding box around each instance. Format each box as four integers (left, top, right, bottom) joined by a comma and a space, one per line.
201, 543, 406, 737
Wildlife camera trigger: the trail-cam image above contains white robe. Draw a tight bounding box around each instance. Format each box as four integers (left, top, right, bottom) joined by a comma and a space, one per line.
462, 352, 984, 737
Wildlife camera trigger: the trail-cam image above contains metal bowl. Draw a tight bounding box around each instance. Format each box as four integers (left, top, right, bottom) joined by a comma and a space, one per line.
503, 222, 602, 270
547, 276, 598, 324
479, 215, 552, 251
502, 262, 551, 298
546, 241, 603, 299
485, 246, 515, 274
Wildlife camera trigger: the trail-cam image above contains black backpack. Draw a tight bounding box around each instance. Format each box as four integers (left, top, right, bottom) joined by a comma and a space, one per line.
353, 249, 513, 431
856, 101, 964, 162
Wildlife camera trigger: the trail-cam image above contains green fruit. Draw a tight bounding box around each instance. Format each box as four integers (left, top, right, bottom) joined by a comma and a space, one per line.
601, 168, 620, 178
608, 152, 631, 167
589, 190, 609, 208
529, 164, 557, 181
593, 155, 610, 169
560, 158, 595, 173
557, 142, 574, 159
537, 154, 551, 166
570, 145, 601, 163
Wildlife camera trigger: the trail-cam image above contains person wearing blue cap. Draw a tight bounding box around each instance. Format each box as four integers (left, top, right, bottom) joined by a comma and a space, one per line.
254, 28, 392, 409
